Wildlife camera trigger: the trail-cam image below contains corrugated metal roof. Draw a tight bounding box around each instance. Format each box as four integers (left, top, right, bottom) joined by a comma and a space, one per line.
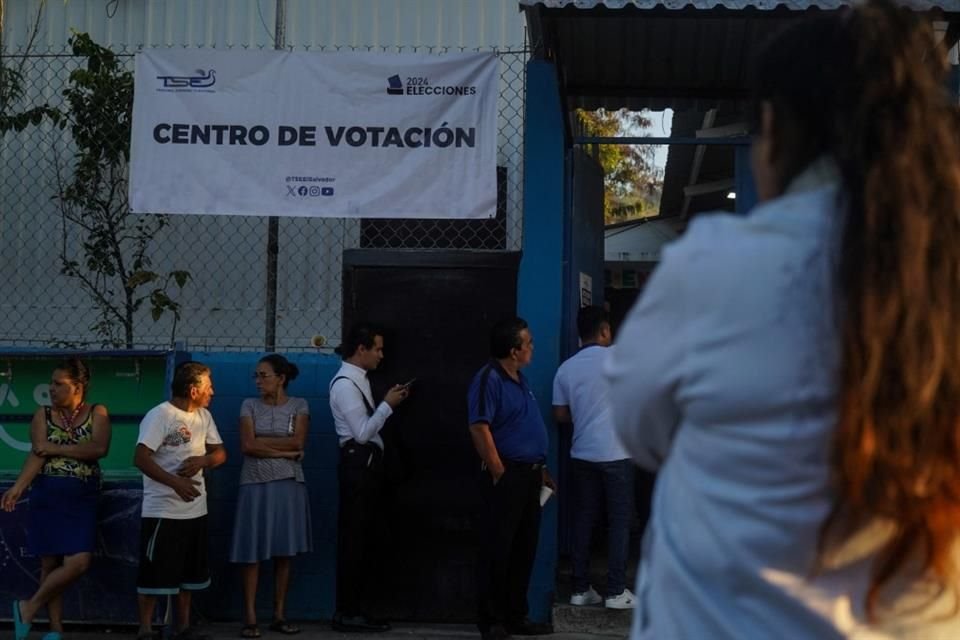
527, 0, 960, 225
530, 9, 800, 111
522, 0, 960, 111
520, 0, 960, 10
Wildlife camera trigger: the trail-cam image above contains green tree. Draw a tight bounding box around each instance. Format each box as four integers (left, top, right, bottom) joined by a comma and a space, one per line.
57, 32, 189, 348
0, 1, 61, 134
575, 108, 663, 224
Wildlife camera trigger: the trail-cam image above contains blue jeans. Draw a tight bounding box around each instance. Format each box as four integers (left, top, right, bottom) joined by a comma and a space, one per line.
570, 458, 634, 596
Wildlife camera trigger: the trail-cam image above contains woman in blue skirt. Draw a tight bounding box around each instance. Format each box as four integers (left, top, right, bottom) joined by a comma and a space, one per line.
230, 354, 311, 638
1, 358, 111, 640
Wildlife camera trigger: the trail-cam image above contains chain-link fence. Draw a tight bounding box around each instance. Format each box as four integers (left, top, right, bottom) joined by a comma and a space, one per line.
0, 43, 526, 352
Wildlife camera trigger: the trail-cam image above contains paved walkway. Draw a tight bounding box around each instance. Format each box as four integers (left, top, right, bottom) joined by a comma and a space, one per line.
7, 622, 627, 640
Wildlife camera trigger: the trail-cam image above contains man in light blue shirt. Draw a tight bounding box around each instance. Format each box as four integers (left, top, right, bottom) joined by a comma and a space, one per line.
553, 306, 635, 610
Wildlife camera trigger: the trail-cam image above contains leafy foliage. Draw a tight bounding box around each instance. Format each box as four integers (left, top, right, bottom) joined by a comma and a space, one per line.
0, 2, 62, 134
575, 109, 663, 224
0, 66, 63, 133
57, 32, 189, 348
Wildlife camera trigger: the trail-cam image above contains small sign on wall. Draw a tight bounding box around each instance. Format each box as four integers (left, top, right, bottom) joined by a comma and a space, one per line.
579, 272, 593, 307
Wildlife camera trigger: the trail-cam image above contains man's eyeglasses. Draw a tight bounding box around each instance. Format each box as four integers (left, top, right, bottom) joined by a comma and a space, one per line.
252, 372, 277, 379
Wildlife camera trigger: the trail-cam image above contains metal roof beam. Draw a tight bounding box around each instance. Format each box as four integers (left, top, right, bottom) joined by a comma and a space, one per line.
683, 178, 735, 198
573, 136, 749, 146
680, 109, 716, 219
565, 84, 751, 99
697, 122, 749, 138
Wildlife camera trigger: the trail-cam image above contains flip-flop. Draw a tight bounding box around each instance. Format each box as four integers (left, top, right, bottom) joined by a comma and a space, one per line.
268, 619, 300, 635
240, 624, 261, 638
12, 600, 31, 640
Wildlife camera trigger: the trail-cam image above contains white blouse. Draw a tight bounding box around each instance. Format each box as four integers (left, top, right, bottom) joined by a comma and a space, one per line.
606, 176, 960, 639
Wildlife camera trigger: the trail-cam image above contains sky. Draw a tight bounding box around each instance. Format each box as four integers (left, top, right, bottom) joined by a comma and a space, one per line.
620, 108, 674, 175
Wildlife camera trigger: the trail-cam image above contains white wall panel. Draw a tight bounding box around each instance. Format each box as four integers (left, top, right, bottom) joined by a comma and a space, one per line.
3, 0, 526, 49
1, 0, 526, 350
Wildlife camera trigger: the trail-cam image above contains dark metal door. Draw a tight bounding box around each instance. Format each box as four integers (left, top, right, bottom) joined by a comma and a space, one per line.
342, 249, 520, 621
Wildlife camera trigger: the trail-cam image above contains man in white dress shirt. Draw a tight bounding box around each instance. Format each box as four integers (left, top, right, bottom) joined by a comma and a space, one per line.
329, 323, 408, 633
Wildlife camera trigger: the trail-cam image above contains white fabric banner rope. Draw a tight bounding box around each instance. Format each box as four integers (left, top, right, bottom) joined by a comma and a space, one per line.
130, 50, 499, 219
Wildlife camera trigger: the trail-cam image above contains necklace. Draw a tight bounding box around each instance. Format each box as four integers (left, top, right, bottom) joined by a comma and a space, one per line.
58, 402, 85, 434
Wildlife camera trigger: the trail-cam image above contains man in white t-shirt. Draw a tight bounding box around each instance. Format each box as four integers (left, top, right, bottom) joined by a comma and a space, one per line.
553, 306, 636, 610
133, 361, 226, 640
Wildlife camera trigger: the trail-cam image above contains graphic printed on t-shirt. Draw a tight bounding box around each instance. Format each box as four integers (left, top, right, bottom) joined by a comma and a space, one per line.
162, 423, 193, 447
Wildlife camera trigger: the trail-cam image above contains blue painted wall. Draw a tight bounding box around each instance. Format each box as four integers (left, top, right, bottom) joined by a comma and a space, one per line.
566, 148, 606, 355
518, 59, 566, 623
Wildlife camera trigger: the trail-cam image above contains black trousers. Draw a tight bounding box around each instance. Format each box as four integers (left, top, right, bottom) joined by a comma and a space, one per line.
336, 441, 384, 616
476, 463, 543, 632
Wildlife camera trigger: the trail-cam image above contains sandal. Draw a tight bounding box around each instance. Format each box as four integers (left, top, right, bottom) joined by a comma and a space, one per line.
268, 619, 301, 635
12, 600, 31, 640
240, 624, 262, 638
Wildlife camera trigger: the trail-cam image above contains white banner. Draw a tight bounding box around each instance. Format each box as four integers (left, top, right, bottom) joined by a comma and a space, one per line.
130, 50, 499, 219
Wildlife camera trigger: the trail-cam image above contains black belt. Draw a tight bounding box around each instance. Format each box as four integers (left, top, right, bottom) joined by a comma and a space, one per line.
340, 438, 382, 451
503, 459, 545, 471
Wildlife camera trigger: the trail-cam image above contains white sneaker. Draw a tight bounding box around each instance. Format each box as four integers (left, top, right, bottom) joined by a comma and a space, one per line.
569, 585, 602, 606
605, 588, 636, 609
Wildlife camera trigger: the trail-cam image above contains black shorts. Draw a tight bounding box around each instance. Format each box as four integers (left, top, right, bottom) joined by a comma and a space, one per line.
137, 515, 210, 595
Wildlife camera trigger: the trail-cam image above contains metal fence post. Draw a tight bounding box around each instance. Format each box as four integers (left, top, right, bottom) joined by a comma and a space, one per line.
264, 0, 287, 352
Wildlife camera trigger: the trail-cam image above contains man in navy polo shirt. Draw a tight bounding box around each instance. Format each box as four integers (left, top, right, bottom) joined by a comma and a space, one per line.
468, 317, 556, 640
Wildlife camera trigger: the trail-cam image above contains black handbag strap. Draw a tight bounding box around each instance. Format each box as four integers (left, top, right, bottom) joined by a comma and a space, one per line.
330, 376, 375, 417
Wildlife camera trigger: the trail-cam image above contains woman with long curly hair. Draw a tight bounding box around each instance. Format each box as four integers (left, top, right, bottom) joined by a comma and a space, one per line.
606, 2, 960, 637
